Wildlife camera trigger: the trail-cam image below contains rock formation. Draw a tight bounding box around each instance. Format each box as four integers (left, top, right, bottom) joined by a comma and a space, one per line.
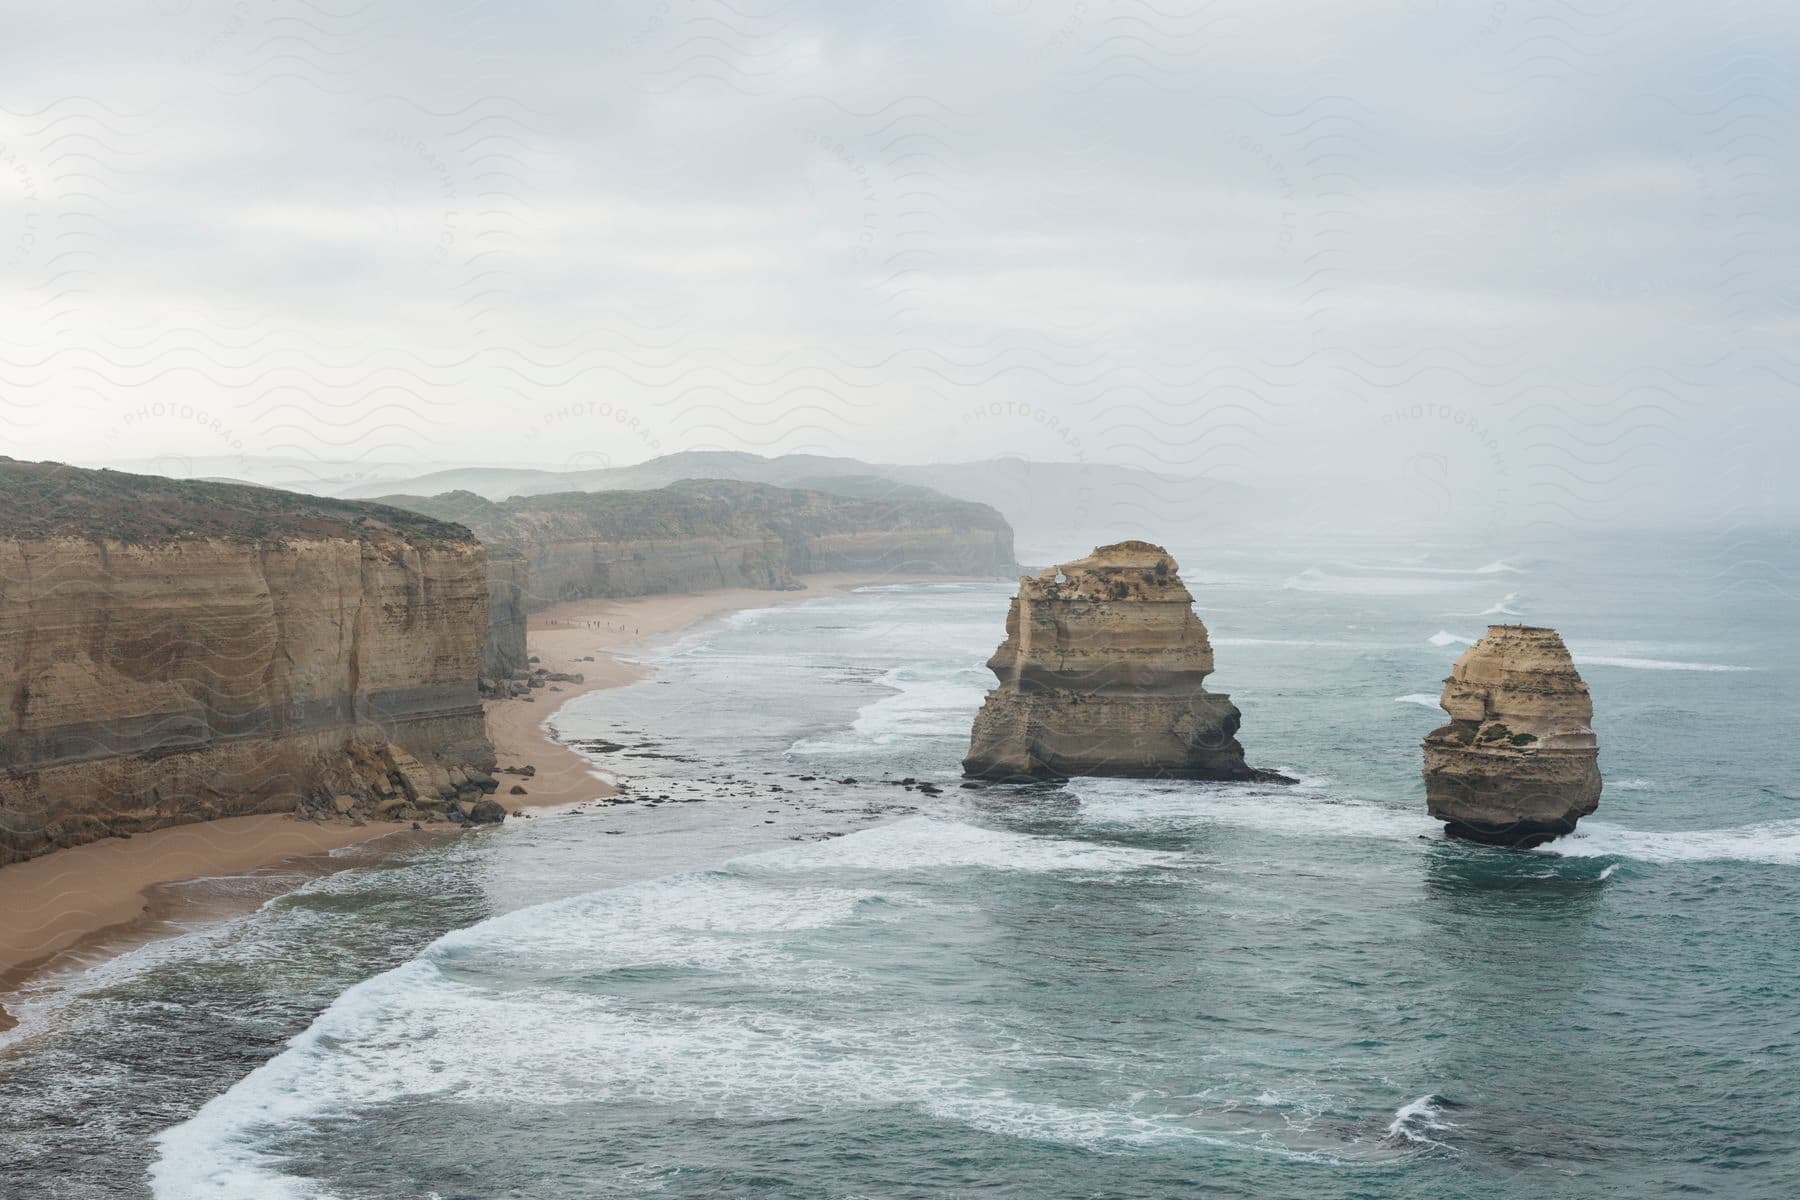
483, 547, 531, 677
384, 479, 1019, 678
962, 541, 1281, 782
0, 460, 497, 865
1422, 625, 1602, 846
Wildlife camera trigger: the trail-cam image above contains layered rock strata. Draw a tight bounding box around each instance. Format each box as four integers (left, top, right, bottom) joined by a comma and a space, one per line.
385, 479, 1018, 678
1422, 625, 1602, 846
962, 541, 1280, 782
0, 460, 497, 865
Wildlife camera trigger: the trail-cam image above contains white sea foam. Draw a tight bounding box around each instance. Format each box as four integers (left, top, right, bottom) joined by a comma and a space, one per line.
1069, 780, 1439, 843
149, 821, 1212, 1198
749, 816, 1184, 874
1572, 654, 1751, 673
924, 1094, 1277, 1155
1383, 1094, 1458, 1148
1608, 778, 1656, 791
1479, 592, 1523, 616
1427, 630, 1471, 647
1282, 569, 1479, 597
1341, 559, 1524, 577
1213, 637, 1356, 649
720, 605, 777, 628
1536, 819, 1800, 866
156, 951, 1329, 1200
788, 666, 988, 755
1394, 694, 1443, 709
0, 866, 375, 1054
428, 874, 883, 982
152, 875, 894, 1198
851, 582, 987, 593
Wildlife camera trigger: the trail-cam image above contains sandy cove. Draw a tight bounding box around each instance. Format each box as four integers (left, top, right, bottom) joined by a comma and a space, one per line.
483, 578, 893, 809
0, 573, 912, 1014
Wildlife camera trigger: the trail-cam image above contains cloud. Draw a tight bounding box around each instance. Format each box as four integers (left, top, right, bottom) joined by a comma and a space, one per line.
0, 0, 1794, 528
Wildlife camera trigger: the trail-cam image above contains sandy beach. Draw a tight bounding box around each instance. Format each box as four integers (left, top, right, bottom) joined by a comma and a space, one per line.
0, 574, 914, 1016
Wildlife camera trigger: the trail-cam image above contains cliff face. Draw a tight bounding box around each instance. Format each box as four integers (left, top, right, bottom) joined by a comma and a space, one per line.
385, 479, 1018, 676
483, 548, 531, 677
1422, 625, 1602, 846
963, 541, 1277, 782
0, 461, 495, 865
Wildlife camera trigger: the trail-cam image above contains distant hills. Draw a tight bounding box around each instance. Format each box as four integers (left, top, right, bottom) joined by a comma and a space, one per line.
88, 450, 1263, 560
332, 451, 1258, 559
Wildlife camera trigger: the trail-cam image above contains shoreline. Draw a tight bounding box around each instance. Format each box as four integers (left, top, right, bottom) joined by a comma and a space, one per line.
0, 572, 975, 1029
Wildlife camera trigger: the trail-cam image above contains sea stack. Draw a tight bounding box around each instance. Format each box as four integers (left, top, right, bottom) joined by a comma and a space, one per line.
962, 541, 1278, 782
1422, 625, 1602, 846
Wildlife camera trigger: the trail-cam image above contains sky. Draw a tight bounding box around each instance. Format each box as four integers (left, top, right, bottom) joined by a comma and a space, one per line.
0, 0, 1796, 531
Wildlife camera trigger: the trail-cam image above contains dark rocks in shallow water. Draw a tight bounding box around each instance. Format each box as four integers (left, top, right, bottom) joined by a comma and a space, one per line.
962, 541, 1287, 783
1422, 625, 1602, 847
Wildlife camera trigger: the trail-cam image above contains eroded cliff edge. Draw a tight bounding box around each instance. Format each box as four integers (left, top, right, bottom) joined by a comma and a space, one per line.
0, 460, 496, 865
962, 541, 1283, 783
387, 478, 1018, 676
1422, 624, 1602, 846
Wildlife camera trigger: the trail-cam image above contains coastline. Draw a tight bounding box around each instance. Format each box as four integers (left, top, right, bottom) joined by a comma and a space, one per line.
0, 572, 966, 1027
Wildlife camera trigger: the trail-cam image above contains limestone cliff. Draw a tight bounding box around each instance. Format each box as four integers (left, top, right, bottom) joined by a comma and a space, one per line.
0, 460, 496, 865
962, 541, 1281, 782
1422, 625, 1602, 846
483, 547, 531, 678
385, 479, 1018, 676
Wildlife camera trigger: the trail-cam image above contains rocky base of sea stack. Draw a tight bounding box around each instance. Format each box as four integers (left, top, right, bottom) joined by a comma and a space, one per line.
1441, 816, 1580, 849
963, 692, 1287, 783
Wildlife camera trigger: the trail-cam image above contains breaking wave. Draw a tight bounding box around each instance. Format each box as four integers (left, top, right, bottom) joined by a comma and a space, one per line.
147, 818, 1235, 1198
1572, 655, 1752, 673
1383, 1094, 1459, 1149
1537, 819, 1800, 866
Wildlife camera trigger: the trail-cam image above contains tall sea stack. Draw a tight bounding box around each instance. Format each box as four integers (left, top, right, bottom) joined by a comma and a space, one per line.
962, 541, 1279, 782
1422, 625, 1602, 846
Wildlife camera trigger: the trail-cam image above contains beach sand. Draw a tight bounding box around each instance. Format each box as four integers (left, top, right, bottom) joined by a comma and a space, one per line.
0, 574, 916, 1016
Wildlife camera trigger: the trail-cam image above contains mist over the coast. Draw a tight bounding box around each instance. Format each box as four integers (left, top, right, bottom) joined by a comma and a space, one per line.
5, 2, 1798, 533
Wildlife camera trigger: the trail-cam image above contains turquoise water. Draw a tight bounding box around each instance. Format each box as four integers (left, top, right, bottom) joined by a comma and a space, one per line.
2, 533, 1796, 1198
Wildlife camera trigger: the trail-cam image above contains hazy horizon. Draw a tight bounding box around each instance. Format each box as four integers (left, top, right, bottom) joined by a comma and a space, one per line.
4, 2, 1798, 532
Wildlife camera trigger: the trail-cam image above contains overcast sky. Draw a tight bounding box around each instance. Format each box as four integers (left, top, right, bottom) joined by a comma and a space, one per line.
1, 0, 1795, 528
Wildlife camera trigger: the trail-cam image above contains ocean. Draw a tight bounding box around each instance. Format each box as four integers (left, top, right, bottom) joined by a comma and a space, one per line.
1, 531, 1796, 1199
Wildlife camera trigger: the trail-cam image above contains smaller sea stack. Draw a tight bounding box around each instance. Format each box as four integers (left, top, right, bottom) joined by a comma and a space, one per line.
1422, 625, 1602, 847
962, 541, 1283, 783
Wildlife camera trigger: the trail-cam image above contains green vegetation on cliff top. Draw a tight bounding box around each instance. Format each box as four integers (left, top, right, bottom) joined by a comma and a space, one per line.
0, 458, 474, 545
379, 477, 1013, 552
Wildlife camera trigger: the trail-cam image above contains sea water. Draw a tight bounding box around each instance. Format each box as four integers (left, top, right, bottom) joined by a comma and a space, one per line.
1, 531, 1797, 1198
